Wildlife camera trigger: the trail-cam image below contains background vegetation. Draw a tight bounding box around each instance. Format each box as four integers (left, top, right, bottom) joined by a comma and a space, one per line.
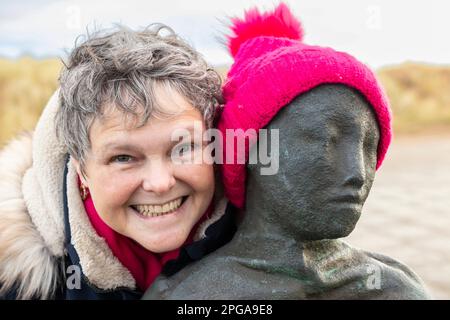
1, 58, 449, 147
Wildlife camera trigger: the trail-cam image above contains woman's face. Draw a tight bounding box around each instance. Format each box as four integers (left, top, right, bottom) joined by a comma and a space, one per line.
75, 87, 215, 253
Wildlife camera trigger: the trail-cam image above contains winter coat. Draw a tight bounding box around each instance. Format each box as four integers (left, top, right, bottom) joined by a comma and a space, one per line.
0, 91, 236, 300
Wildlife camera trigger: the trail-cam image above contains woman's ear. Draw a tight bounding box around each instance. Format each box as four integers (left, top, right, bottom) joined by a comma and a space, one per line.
72, 158, 88, 186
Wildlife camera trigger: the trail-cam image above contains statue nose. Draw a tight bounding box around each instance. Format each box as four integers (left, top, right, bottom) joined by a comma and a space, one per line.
342, 148, 366, 189
343, 172, 365, 189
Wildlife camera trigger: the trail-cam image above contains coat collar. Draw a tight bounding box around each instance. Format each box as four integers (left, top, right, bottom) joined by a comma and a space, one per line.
0, 89, 233, 299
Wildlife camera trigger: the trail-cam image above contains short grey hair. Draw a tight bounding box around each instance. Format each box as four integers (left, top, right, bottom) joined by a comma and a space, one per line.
55, 24, 222, 173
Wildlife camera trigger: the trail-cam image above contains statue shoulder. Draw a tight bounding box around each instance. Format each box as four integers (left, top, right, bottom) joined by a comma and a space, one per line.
363, 250, 432, 299
143, 254, 241, 300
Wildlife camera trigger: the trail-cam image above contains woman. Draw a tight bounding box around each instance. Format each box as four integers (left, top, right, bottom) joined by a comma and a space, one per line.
0, 24, 236, 299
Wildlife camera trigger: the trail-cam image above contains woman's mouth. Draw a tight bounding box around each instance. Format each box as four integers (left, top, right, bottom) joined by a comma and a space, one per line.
130, 196, 188, 218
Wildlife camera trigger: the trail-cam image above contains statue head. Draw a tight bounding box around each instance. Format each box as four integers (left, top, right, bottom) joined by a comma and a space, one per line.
245, 84, 380, 240
218, 3, 392, 240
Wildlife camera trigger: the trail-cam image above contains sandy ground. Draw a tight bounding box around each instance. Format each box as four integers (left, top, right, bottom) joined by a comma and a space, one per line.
345, 133, 450, 299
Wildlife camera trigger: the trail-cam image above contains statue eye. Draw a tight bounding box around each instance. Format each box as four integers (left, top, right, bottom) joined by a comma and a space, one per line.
329, 134, 338, 144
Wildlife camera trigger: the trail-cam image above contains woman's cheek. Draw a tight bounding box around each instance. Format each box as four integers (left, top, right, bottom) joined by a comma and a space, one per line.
185, 163, 215, 192
95, 168, 139, 205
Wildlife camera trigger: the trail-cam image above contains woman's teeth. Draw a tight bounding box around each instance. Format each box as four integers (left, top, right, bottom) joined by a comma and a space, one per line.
133, 197, 184, 217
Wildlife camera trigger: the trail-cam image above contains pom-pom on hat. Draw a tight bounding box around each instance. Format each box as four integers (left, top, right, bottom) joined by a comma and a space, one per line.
218, 2, 392, 209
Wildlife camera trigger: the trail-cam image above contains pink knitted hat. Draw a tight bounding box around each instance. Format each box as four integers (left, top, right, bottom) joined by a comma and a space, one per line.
218, 3, 393, 209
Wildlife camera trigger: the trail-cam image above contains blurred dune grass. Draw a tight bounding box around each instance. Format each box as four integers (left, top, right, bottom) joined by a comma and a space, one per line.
0, 58, 449, 147
378, 63, 450, 134
0, 57, 62, 147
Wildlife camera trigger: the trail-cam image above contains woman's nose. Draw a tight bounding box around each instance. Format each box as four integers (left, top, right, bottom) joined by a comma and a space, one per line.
142, 159, 176, 194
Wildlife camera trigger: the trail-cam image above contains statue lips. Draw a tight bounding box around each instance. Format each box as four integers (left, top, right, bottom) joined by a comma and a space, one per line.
332, 193, 363, 206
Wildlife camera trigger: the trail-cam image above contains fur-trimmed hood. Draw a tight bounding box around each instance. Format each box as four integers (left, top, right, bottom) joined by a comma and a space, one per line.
0, 91, 230, 299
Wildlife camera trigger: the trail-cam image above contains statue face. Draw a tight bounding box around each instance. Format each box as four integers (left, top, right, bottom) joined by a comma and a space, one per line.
247, 84, 380, 240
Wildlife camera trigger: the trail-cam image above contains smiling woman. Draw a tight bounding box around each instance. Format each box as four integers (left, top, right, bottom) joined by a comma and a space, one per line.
79, 86, 215, 254
0, 24, 236, 300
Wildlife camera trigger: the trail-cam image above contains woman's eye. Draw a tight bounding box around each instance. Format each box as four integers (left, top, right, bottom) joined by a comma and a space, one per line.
173, 143, 197, 157
111, 155, 133, 163
180, 144, 193, 155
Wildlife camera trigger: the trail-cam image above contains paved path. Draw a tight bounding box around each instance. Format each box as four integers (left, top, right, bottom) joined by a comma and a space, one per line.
345, 133, 450, 299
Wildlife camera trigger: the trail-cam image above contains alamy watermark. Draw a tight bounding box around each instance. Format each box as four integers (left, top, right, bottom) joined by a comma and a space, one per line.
366, 263, 382, 290
170, 121, 280, 175
66, 265, 81, 290
366, 5, 383, 30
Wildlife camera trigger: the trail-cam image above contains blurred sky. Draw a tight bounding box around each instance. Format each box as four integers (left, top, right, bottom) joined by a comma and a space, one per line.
0, 0, 449, 67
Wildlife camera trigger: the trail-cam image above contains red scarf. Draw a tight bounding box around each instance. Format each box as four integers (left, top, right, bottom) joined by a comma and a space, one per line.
81, 180, 211, 292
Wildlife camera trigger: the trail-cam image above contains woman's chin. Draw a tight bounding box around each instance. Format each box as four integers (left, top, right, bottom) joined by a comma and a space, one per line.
138, 236, 186, 253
